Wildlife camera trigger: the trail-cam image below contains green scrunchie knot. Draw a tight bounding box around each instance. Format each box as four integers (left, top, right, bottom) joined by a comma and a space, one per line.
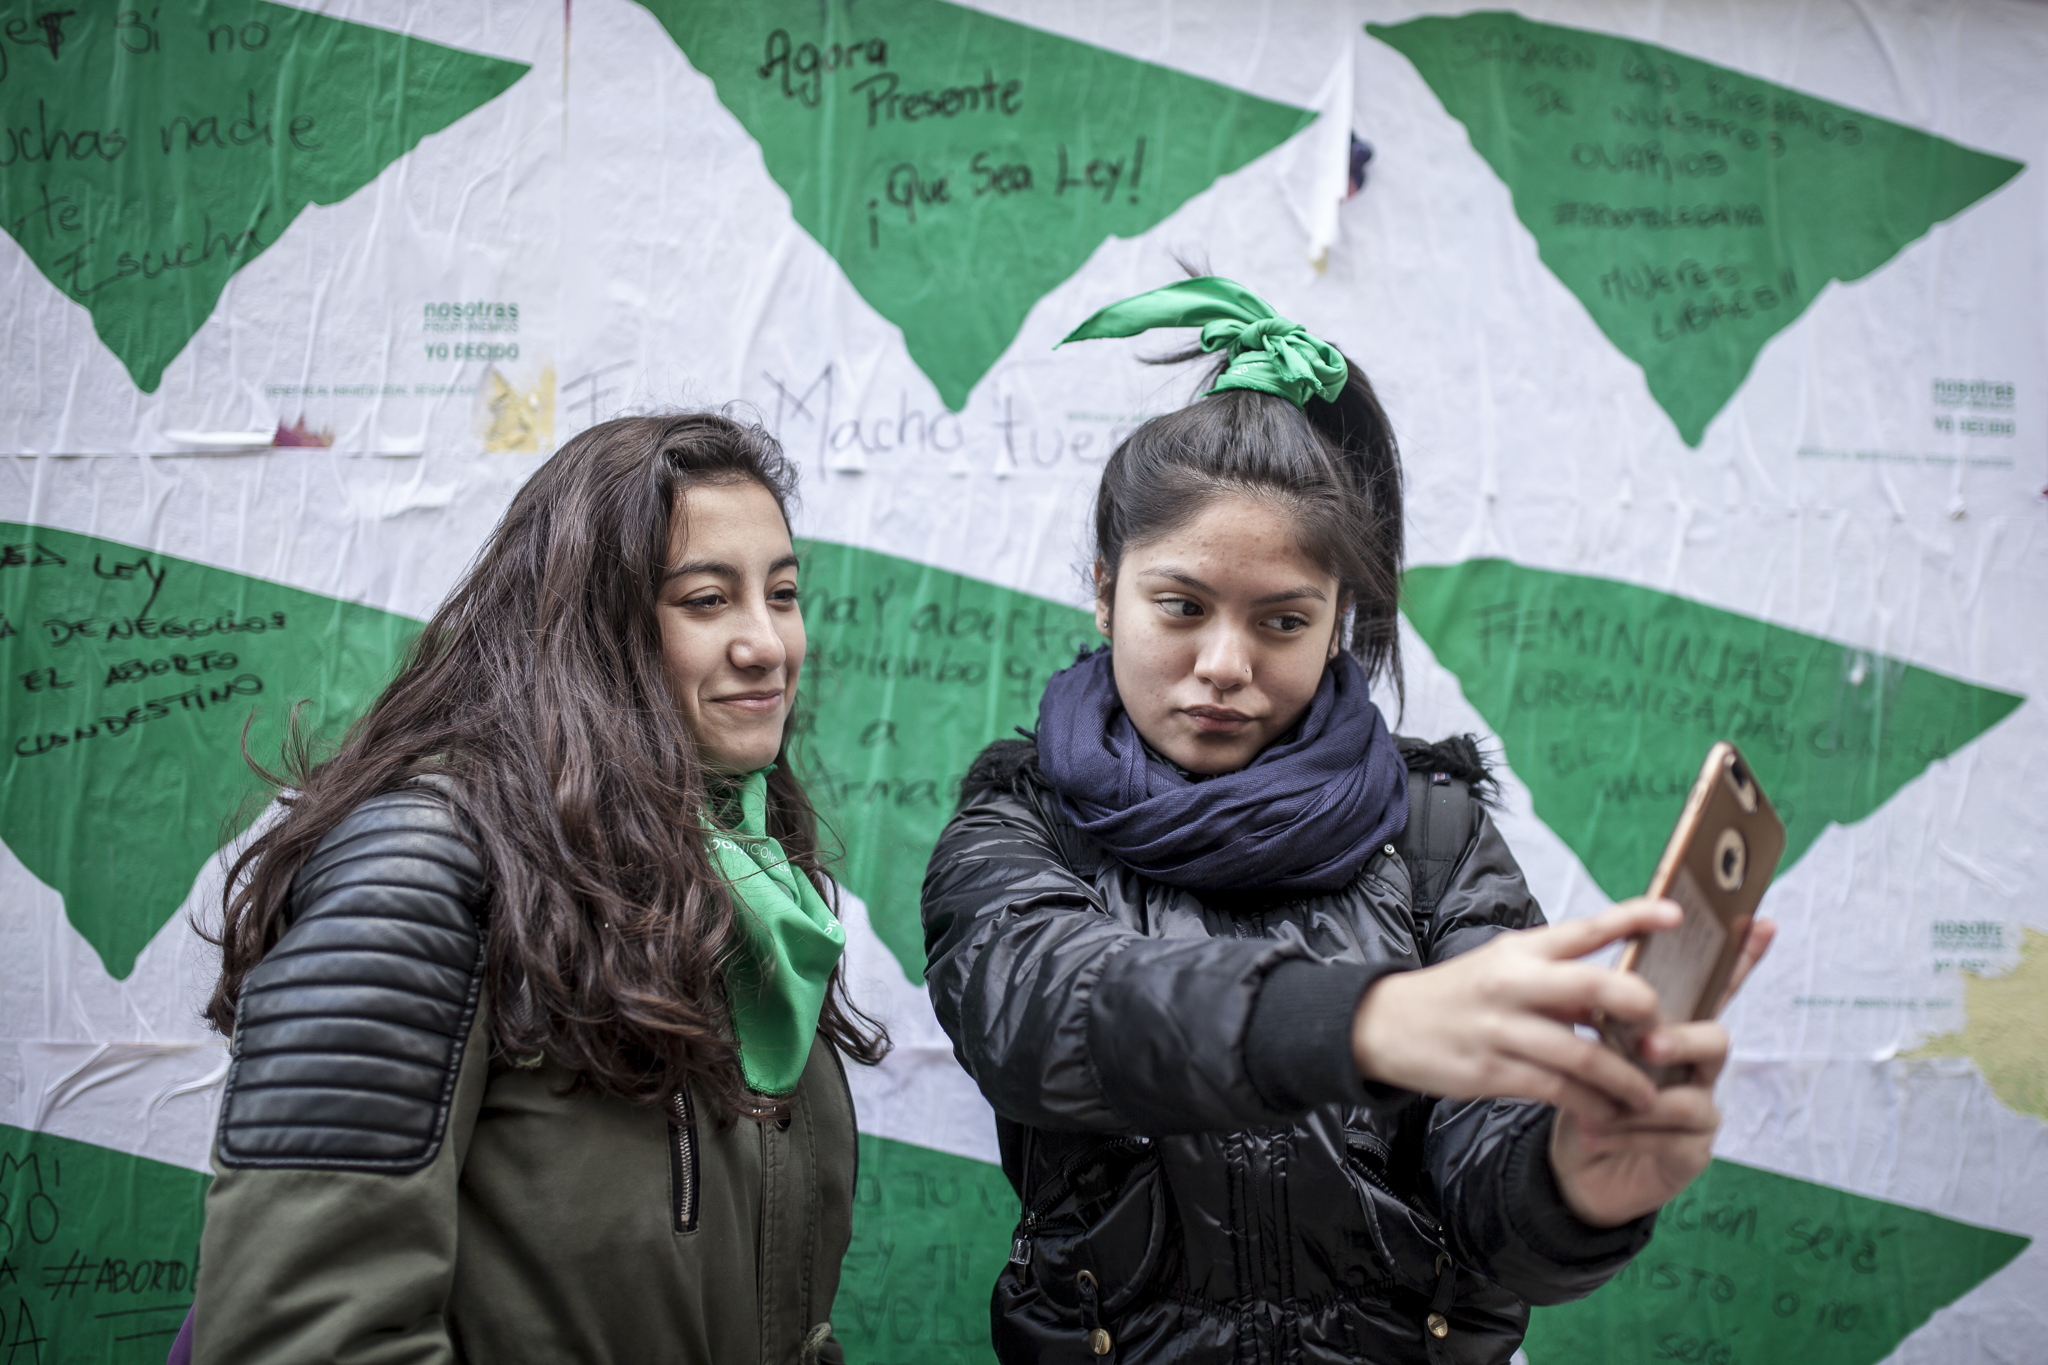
1058, 276, 1348, 410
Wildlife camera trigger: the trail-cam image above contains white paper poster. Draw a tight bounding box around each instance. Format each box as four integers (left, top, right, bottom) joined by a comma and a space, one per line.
3, 2, 2042, 1361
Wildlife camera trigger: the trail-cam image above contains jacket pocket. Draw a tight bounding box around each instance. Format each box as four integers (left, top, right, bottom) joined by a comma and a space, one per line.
1001, 1137, 1167, 1360
1346, 1133, 1448, 1294
667, 1086, 699, 1234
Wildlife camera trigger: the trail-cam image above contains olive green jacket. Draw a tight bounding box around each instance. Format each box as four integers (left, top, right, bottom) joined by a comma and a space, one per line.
199, 998, 857, 1364
193, 787, 858, 1364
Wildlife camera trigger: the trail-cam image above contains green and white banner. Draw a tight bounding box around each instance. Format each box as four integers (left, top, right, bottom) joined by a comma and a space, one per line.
3, 1, 2042, 1361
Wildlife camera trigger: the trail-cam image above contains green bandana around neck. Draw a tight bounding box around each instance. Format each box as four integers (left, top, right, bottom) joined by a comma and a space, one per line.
1057, 276, 1349, 410
708, 769, 847, 1095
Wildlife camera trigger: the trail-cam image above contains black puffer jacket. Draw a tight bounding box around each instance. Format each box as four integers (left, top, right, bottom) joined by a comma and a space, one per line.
922, 739, 1654, 1365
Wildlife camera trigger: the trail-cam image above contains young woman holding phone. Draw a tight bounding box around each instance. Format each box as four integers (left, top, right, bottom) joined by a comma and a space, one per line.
922, 279, 1773, 1365
188, 414, 883, 1365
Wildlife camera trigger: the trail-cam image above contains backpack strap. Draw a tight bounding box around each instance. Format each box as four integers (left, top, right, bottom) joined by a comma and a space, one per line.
1397, 766, 1472, 926
1392, 735, 1493, 932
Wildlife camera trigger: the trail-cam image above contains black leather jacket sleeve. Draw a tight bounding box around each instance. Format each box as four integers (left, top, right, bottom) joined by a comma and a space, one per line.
923, 783, 1324, 1135
197, 785, 490, 1365
217, 784, 486, 1169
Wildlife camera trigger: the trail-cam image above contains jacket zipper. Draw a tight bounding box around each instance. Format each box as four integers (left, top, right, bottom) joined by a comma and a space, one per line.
828, 1039, 858, 1206
1010, 1135, 1152, 1265
1349, 1145, 1442, 1235
668, 1086, 699, 1234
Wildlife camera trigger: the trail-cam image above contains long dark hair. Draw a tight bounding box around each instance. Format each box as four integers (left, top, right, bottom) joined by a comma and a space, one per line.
207, 413, 888, 1114
1092, 347, 1406, 702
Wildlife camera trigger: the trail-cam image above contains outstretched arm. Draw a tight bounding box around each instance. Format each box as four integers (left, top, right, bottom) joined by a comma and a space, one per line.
1358, 899, 1775, 1228
922, 784, 1385, 1133
1349, 801, 1777, 1299
1353, 898, 1678, 1125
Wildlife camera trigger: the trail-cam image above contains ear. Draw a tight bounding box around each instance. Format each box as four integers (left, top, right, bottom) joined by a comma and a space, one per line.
1328, 598, 1353, 660
1093, 561, 1113, 639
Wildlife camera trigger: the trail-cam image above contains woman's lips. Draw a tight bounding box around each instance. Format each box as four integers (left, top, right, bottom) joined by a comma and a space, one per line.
713, 690, 785, 714
1183, 705, 1254, 734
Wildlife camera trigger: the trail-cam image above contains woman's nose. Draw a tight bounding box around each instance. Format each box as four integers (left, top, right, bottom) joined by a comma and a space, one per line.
728, 603, 786, 671
1192, 626, 1252, 691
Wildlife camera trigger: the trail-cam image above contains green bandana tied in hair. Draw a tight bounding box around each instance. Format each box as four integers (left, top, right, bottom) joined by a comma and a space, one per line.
1058, 276, 1348, 410
708, 769, 846, 1095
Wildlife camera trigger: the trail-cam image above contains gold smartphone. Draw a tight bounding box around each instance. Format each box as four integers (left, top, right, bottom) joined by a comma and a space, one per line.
1603, 742, 1786, 1084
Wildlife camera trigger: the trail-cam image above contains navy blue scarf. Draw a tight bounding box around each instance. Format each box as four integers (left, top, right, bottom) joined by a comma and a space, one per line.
1035, 648, 1408, 893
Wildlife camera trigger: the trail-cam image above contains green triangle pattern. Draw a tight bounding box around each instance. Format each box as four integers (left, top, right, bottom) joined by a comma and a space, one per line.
1402, 558, 2023, 901
0, 1124, 212, 1362
0, 2, 529, 392
836, 1135, 1015, 1364
794, 540, 1096, 980
639, 0, 1315, 410
1524, 1158, 2029, 1365
1368, 12, 2024, 445
0, 523, 421, 979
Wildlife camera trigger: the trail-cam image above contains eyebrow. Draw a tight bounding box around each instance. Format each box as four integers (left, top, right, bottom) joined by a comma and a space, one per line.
663, 553, 800, 583
1136, 566, 1328, 607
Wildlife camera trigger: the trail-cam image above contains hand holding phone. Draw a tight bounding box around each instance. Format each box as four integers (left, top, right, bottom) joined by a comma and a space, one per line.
1602, 742, 1785, 1084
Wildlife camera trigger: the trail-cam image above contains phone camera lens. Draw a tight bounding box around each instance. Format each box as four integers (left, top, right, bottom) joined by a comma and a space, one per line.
1713, 828, 1747, 892
1723, 751, 1760, 814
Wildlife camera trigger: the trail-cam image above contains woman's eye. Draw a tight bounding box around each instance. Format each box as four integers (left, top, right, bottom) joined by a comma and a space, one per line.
1264, 614, 1309, 632
770, 585, 800, 605
681, 593, 724, 610
1158, 597, 1202, 618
